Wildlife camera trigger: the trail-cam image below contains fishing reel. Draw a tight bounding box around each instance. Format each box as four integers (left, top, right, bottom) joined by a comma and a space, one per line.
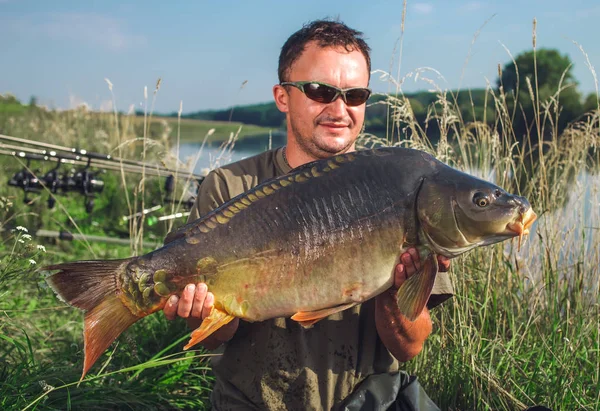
62, 160, 105, 213
8, 160, 43, 204
43, 163, 65, 209
7, 158, 105, 213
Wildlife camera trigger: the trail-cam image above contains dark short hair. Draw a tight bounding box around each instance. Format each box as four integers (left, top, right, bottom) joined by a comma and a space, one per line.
278, 19, 372, 83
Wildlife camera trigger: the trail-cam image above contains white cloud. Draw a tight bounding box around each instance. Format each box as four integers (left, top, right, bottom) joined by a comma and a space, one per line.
6, 12, 146, 51
413, 3, 434, 15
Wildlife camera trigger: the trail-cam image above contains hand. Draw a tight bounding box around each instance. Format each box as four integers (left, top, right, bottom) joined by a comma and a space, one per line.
393, 248, 450, 290
376, 246, 446, 361
163, 283, 239, 349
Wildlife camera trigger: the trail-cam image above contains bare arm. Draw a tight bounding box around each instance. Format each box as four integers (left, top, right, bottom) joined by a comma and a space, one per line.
375, 248, 450, 362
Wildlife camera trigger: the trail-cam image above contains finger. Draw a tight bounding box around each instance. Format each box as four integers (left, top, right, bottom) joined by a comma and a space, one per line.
400, 253, 415, 277
438, 256, 451, 272
407, 247, 420, 271
177, 284, 196, 318
393, 263, 407, 289
202, 292, 215, 321
190, 283, 208, 319
163, 295, 179, 321
401, 249, 419, 277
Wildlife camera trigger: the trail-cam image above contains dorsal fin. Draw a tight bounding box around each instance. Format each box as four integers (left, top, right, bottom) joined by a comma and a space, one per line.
164, 152, 359, 244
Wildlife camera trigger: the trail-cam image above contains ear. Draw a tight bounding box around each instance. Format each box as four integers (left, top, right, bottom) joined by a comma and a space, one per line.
273, 84, 289, 113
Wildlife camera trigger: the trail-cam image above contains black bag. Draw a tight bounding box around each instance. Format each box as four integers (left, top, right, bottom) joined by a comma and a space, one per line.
338, 371, 440, 411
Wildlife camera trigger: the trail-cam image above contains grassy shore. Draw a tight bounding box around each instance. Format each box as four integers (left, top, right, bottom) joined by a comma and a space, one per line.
146, 116, 276, 144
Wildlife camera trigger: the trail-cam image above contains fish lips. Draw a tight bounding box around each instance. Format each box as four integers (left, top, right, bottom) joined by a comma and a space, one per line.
506, 207, 537, 236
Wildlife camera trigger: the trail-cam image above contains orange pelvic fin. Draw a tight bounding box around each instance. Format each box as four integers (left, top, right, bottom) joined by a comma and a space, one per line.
395, 253, 438, 321
291, 302, 357, 328
184, 307, 235, 350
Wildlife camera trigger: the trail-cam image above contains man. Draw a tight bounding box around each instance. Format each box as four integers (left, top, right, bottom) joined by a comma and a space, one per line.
164, 19, 453, 410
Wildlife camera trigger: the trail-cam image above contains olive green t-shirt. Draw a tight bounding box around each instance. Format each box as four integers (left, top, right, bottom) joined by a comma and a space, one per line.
187, 147, 454, 411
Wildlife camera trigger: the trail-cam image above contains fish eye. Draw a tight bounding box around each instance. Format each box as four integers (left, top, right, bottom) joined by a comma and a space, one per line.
473, 192, 490, 207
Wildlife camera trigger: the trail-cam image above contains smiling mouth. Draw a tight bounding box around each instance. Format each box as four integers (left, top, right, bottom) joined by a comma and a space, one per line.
506, 208, 537, 249
319, 123, 348, 129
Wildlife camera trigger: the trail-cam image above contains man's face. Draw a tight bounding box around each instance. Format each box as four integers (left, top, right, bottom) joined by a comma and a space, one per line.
274, 41, 369, 160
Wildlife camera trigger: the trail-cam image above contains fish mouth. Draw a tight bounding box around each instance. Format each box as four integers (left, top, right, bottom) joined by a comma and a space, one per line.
506, 208, 537, 250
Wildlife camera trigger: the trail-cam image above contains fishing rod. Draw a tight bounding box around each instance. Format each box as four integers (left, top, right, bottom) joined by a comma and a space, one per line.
0, 133, 206, 181
0, 143, 203, 180
34, 229, 163, 248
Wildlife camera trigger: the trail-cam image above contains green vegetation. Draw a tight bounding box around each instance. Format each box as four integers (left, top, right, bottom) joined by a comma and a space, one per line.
379, 99, 600, 410
1, 39, 599, 410
0, 97, 225, 410
1, 224, 214, 410
177, 101, 286, 130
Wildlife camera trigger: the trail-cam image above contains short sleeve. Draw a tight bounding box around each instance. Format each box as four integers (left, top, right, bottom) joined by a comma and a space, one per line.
427, 271, 454, 309
187, 170, 231, 222
163, 171, 231, 245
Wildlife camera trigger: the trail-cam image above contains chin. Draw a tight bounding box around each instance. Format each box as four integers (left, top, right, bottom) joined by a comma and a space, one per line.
316, 135, 354, 151
317, 143, 352, 156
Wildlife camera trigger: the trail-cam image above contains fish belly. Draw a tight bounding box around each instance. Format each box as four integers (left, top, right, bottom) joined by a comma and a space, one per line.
208, 219, 404, 321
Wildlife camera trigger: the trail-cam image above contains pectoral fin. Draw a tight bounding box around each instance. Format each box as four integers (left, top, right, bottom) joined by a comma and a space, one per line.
291, 302, 357, 328
395, 253, 439, 321
183, 307, 235, 350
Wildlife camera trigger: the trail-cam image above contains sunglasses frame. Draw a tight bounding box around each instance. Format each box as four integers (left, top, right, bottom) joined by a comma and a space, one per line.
280, 81, 372, 106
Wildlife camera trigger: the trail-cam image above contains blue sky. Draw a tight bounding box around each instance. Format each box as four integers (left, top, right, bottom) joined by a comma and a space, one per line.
2, 0, 599, 113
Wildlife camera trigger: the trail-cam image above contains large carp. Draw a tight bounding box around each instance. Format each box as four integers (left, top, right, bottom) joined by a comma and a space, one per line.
46, 147, 536, 378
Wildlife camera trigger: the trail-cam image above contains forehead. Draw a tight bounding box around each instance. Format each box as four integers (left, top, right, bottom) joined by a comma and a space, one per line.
288, 42, 369, 86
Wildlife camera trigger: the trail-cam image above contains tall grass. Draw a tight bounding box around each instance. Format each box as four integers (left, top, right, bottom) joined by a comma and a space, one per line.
0, 86, 241, 410
360, 21, 600, 409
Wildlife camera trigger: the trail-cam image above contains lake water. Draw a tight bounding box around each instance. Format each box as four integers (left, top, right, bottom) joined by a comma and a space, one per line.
175, 143, 272, 175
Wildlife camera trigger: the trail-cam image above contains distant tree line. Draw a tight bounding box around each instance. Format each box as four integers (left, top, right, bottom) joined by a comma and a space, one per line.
170, 48, 598, 142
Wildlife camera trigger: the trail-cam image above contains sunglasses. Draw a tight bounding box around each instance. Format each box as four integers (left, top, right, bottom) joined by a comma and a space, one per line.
280, 81, 371, 107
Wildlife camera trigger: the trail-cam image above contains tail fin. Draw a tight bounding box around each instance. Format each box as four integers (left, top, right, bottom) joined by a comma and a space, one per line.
46, 259, 139, 379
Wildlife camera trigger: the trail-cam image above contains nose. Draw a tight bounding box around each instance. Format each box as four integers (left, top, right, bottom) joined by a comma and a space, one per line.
326, 95, 349, 117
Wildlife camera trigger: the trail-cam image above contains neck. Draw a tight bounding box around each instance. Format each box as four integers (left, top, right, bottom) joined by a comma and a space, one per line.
284, 141, 356, 169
